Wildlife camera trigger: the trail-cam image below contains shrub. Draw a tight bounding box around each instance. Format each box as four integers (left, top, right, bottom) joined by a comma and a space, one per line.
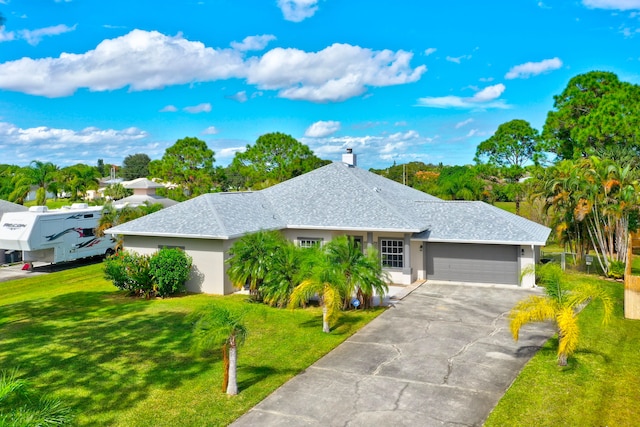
608, 260, 625, 280
104, 251, 154, 297
149, 248, 192, 297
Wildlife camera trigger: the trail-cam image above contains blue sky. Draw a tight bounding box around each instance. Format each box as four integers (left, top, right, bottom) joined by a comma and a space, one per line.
0, 0, 639, 170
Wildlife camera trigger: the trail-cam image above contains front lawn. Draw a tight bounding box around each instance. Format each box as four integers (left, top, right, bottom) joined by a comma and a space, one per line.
486, 272, 640, 426
0, 263, 383, 426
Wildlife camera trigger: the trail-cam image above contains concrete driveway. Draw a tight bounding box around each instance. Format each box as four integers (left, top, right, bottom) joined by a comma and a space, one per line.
232, 282, 553, 427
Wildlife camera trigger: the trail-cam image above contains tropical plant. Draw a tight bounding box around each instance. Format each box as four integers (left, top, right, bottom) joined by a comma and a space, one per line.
509, 263, 613, 366
325, 236, 389, 309
226, 230, 287, 299
0, 368, 73, 426
261, 241, 304, 307
572, 156, 638, 275
8, 160, 59, 204
192, 306, 249, 395
103, 183, 131, 200
289, 245, 347, 333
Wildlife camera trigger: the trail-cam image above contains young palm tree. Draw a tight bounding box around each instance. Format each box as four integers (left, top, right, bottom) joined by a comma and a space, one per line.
261, 241, 303, 307
290, 245, 346, 333
325, 236, 389, 309
192, 306, 248, 396
226, 230, 285, 299
510, 263, 613, 366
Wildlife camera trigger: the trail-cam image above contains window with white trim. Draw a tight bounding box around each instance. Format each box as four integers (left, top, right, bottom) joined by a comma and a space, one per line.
298, 238, 322, 248
380, 239, 403, 268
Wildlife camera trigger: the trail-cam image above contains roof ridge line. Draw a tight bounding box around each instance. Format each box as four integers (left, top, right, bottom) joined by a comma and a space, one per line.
346, 165, 422, 229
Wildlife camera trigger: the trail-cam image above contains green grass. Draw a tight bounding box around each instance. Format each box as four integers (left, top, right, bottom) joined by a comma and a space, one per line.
486, 271, 640, 426
0, 263, 383, 426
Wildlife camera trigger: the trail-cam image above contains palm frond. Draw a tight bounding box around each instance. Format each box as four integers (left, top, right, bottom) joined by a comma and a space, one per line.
509, 296, 558, 340
557, 306, 580, 360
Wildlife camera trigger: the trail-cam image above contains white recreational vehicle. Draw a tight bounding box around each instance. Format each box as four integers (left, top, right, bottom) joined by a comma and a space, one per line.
0, 203, 117, 264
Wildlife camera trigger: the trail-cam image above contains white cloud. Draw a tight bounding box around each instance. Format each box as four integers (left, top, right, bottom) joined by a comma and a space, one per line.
446, 55, 471, 64
0, 28, 15, 42
416, 83, 508, 109
466, 129, 478, 137
302, 130, 431, 163
394, 121, 408, 126
159, 105, 177, 112
0, 30, 245, 97
202, 126, 219, 135
0, 121, 150, 165
582, 0, 640, 10
424, 48, 437, 56
246, 43, 426, 102
183, 103, 211, 113
505, 57, 563, 79
227, 91, 248, 103
230, 34, 276, 51
479, 76, 494, 82
455, 118, 474, 128
0, 30, 426, 102
471, 83, 505, 102
277, 0, 319, 22
20, 24, 77, 46
304, 120, 341, 138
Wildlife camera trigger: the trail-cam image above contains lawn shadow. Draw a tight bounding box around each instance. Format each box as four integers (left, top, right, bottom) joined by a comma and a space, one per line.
0, 289, 211, 421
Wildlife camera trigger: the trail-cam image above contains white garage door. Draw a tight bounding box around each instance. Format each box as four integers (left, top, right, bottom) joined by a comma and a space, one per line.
425, 242, 519, 285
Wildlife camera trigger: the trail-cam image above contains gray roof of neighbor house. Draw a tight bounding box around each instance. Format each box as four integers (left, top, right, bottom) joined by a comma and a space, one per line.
116, 194, 179, 208
0, 200, 28, 218
122, 178, 164, 189
107, 161, 551, 245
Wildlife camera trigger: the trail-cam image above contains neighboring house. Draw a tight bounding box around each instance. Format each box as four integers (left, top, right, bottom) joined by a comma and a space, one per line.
0, 199, 28, 264
107, 151, 551, 295
116, 178, 178, 208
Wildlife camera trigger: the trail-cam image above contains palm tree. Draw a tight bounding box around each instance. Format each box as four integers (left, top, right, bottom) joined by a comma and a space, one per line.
8, 161, 58, 204
192, 306, 248, 396
226, 230, 286, 299
290, 245, 347, 333
325, 236, 389, 309
261, 241, 303, 307
509, 263, 613, 366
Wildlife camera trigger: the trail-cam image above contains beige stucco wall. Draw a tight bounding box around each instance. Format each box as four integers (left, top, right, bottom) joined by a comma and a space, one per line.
519, 245, 537, 288
123, 235, 234, 295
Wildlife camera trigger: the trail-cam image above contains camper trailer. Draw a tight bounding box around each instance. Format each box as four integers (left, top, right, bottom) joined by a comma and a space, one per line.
0, 203, 117, 264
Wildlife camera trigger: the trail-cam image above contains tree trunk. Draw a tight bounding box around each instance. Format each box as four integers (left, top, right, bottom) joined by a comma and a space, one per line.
226, 338, 238, 395
322, 305, 330, 333
558, 352, 568, 366
222, 343, 229, 393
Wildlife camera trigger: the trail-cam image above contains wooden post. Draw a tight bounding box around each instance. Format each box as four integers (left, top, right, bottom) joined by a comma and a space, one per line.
625, 236, 640, 320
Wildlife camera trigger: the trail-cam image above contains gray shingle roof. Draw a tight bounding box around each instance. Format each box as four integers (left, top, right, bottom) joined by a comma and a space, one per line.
107, 162, 550, 245
123, 178, 164, 189
107, 192, 285, 239
261, 162, 438, 232
116, 194, 178, 208
411, 201, 550, 245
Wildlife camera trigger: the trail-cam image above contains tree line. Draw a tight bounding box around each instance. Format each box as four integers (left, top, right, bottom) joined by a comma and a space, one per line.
2, 71, 639, 277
